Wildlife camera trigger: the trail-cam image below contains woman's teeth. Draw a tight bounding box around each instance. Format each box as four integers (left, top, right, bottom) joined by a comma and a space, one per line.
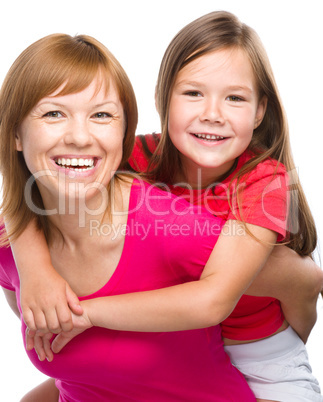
194, 133, 224, 141
55, 157, 95, 171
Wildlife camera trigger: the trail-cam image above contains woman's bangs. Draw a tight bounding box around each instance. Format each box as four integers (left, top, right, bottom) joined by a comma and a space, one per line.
56, 63, 108, 97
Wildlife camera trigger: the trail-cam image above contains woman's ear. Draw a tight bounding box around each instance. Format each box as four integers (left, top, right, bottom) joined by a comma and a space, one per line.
15, 131, 23, 151
254, 96, 268, 129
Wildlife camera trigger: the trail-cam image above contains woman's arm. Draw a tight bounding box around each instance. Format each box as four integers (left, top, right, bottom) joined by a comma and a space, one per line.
20, 379, 59, 402
2, 288, 20, 318
245, 246, 323, 342
1, 288, 59, 402
8, 220, 82, 334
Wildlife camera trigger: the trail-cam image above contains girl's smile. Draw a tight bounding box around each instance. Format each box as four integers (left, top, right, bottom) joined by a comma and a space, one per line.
168, 47, 267, 185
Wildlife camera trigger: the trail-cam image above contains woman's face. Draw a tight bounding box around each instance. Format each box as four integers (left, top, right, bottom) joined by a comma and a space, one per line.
168, 47, 266, 185
16, 74, 125, 208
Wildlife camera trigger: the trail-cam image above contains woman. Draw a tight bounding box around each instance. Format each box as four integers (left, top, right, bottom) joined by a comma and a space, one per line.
0, 33, 256, 401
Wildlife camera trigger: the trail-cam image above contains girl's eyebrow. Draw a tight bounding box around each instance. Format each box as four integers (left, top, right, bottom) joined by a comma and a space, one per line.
226, 85, 253, 94
175, 80, 203, 87
175, 81, 253, 94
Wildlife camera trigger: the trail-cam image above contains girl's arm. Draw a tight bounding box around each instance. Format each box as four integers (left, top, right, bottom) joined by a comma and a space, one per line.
8, 220, 82, 334
32, 220, 276, 359
49, 221, 275, 333
35, 221, 322, 358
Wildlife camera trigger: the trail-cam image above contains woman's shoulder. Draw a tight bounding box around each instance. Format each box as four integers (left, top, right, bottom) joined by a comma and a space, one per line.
0, 240, 18, 291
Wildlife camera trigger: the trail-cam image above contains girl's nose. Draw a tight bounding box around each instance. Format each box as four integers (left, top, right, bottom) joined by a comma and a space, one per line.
200, 98, 224, 124
64, 119, 93, 147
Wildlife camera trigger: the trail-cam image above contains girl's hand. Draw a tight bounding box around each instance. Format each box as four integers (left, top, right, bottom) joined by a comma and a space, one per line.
51, 307, 93, 354
26, 329, 54, 362
21, 268, 83, 350
7, 219, 83, 342
26, 302, 93, 360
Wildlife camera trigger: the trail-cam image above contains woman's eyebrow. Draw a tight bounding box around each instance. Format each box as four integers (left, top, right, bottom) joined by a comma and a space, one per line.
35, 100, 119, 109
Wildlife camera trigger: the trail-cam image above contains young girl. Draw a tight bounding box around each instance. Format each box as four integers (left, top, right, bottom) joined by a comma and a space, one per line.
5, 11, 322, 402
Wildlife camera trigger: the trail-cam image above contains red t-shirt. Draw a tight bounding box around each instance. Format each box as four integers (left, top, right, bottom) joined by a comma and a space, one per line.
129, 134, 287, 340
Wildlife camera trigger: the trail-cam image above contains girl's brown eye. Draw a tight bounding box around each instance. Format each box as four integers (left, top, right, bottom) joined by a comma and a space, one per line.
185, 91, 201, 97
227, 96, 243, 102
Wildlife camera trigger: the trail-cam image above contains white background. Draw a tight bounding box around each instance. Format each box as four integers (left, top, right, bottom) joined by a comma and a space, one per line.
0, 0, 322, 400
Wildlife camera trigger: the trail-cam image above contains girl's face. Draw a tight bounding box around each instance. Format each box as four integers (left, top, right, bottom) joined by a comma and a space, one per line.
16, 74, 125, 208
168, 47, 267, 185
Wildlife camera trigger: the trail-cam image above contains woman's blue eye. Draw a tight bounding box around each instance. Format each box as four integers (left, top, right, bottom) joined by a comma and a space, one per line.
43, 111, 62, 118
93, 112, 112, 118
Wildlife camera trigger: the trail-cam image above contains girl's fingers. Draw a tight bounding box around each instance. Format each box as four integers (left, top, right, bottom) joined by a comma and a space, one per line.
56, 304, 73, 333
66, 285, 83, 315
25, 328, 36, 351
33, 332, 54, 362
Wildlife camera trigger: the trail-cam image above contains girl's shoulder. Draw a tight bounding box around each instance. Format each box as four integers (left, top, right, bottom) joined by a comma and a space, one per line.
128, 134, 160, 172
233, 150, 288, 188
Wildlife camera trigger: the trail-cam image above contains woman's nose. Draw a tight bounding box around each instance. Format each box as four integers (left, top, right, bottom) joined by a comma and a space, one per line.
64, 119, 93, 147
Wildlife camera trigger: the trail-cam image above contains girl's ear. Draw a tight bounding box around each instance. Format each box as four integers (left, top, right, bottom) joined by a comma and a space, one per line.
15, 131, 23, 151
154, 88, 159, 114
254, 96, 268, 129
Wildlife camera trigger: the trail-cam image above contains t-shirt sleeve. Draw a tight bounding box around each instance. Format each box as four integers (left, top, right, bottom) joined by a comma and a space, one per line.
128, 134, 159, 172
0, 246, 16, 291
227, 160, 289, 241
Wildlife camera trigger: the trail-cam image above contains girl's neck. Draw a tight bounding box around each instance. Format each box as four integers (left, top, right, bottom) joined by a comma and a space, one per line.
176, 158, 237, 189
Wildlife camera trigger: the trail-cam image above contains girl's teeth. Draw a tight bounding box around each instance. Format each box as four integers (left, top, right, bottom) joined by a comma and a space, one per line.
195, 133, 224, 140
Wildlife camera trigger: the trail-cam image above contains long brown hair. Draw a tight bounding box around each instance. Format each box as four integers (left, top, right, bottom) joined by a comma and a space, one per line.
150, 11, 316, 257
0, 34, 138, 245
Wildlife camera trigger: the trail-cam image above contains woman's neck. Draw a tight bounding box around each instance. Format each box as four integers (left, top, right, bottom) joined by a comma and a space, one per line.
43, 176, 131, 250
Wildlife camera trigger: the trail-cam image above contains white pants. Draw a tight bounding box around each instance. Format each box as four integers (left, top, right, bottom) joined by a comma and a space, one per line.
224, 327, 322, 401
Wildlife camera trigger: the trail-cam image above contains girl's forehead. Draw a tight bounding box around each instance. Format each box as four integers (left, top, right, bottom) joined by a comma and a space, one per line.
176, 48, 256, 88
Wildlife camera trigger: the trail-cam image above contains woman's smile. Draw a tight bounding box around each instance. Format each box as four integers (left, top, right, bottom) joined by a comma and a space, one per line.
52, 155, 99, 175
15, 75, 125, 206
